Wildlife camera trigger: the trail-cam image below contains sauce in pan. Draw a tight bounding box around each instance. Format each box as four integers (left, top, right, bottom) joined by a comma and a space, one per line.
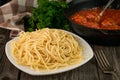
70, 8, 120, 30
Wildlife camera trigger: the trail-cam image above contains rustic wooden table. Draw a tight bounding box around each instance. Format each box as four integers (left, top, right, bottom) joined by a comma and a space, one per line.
0, 28, 120, 80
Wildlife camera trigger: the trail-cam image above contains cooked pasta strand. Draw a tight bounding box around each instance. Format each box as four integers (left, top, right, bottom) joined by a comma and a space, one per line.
11, 28, 83, 70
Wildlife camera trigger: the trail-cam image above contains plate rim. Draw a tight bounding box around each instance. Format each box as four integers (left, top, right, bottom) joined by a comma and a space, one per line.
5, 30, 94, 75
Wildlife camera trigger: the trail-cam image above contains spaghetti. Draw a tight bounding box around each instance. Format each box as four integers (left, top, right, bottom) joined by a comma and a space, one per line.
11, 28, 83, 70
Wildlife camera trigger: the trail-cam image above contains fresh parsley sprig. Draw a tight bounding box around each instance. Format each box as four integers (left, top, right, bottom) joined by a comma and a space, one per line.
28, 0, 70, 31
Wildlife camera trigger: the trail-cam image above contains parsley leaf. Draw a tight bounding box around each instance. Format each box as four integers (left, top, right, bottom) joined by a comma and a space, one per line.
27, 0, 70, 31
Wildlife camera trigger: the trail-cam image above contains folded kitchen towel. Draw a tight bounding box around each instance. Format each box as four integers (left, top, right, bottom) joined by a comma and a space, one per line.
0, 0, 37, 30
0, 0, 71, 38
0, 0, 38, 38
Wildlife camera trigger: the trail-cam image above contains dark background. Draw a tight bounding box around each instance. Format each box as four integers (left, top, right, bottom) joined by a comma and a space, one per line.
0, 0, 11, 6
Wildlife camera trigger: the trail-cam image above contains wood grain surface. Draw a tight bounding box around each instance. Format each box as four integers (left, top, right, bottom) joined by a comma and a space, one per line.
0, 28, 120, 80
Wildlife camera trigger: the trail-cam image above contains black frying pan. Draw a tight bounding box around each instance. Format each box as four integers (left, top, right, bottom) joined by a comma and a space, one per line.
65, 0, 120, 45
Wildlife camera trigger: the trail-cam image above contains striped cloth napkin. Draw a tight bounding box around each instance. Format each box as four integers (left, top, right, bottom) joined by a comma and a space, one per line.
0, 0, 71, 38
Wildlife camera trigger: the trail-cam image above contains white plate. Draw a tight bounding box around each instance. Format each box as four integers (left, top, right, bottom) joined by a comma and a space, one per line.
5, 30, 94, 76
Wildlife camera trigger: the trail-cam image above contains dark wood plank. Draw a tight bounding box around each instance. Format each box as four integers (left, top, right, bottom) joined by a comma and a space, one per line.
0, 46, 4, 60
0, 28, 20, 80
0, 27, 119, 80
0, 53, 20, 80
114, 46, 120, 77
92, 45, 120, 80
20, 58, 99, 80
0, 28, 9, 60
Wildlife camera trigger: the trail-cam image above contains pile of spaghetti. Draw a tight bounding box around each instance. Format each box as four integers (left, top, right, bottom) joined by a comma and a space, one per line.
11, 28, 83, 70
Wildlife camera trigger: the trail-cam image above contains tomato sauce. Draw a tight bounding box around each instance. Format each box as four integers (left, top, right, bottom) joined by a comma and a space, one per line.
70, 8, 120, 30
